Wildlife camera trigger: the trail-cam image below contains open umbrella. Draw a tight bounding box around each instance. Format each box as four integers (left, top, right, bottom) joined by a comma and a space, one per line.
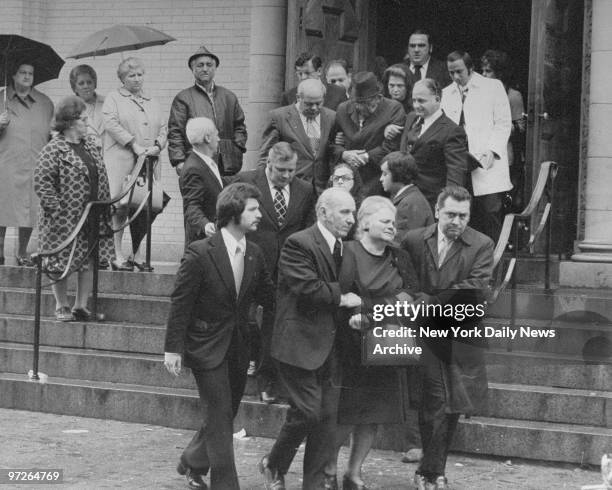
0, 34, 64, 104
67, 25, 176, 59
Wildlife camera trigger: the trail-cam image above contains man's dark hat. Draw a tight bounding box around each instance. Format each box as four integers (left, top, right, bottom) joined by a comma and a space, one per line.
188, 45, 220, 68
351, 71, 381, 102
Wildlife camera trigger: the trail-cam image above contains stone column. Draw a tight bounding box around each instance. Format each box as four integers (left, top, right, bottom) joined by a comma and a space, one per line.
573, 0, 612, 262
243, 0, 287, 170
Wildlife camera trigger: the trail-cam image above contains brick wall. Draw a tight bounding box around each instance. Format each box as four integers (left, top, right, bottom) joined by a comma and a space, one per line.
3, 0, 252, 261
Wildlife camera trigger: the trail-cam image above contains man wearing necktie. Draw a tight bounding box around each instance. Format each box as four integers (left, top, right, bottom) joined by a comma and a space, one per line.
235, 142, 316, 403
401, 186, 493, 490
400, 79, 468, 210
260, 187, 361, 490
399, 30, 451, 91
164, 183, 275, 490
441, 51, 512, 242
259, 79, 337, 194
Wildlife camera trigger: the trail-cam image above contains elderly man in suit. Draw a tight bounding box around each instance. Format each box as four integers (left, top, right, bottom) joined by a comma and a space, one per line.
334, 71, 406, 196
179, 117, 225, 247
259, 187, 361, 490
260, 79, 336, 194
280, 52, 347, 111
402, 185, 493, 490
441, 51, 512, 242
400, 79, 468, 210
236, 142, 316, 403
380, 151, 433, 244
400, 30, 451, 90
164, 183, 275, 490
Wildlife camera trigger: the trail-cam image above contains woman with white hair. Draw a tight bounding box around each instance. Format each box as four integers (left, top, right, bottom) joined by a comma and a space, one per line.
102, 57, 167, 270
329, 195, 419, 489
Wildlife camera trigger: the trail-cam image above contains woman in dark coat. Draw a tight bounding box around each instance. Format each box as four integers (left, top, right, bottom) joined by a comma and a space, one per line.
34, 96, 114, 321
328, 196, 420, 489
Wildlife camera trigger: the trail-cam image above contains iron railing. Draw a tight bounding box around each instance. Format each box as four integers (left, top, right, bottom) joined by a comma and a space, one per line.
29, 155, 155, 380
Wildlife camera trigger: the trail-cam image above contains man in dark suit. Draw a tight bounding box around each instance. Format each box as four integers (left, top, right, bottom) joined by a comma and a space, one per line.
164, 183, 275, 490
401, 79, 468, 210
334, 71, 406, 196
400, 30, 451, 90
259, 188, 362, 490
280, 52, 347, 111
401, 186, 493, 490
179, 117, 225, 247
260, 79, 337, 194
236, 142, 316, 402
380, 151, 433, 244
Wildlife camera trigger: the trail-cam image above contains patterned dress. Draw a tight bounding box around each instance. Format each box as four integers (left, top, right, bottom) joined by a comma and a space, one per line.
34, 135, 114, 272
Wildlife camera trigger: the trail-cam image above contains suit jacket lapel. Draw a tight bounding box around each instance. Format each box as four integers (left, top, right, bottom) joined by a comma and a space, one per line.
440, 240, 461, 269
312, 224, 337, 278
424, 225, 439, 267
256, 170, 278, 228
287, 107, 315, 158
316, 110, 332, 159
283, 180, 304, 229
207, 233, 237, 301
237, 242, 257, 303
194, 154, 223, 191
419, 114, 446, 142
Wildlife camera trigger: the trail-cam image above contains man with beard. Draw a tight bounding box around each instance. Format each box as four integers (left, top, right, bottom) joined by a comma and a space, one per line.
164, 183, 275, 490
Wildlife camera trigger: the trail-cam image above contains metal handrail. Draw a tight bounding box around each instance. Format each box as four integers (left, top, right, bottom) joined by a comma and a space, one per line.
489, 161, 558, 301
29, 154, 153, 381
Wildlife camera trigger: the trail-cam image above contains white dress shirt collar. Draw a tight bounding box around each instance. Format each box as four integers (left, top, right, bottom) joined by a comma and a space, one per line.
193, 149, 223, 187
317, 221, 341, 255
411, 58, 430, 79
220, 227, 246, 258
420, 108, 443, 136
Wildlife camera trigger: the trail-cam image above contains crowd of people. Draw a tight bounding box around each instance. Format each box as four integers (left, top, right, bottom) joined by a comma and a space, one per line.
0, 28, 523, 489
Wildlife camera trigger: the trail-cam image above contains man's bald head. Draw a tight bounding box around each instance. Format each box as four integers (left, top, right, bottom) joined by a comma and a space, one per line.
296, 79, 325, 119
316, 187, 356, 238
186, 117, 219, 154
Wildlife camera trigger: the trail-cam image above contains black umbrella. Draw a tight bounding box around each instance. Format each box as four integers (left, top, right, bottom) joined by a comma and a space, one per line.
0, 34, 64, 105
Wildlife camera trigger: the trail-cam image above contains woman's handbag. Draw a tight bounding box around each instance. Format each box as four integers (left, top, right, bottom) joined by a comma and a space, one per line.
119, 157, 164, 212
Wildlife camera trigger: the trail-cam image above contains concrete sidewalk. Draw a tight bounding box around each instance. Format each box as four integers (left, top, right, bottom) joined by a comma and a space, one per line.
0, 408, 601, 489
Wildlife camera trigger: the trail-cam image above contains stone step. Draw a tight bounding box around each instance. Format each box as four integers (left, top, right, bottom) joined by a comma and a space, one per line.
0, 287, 169, 325
486, 349, 611, 391
0, 265, 178, 296
489, 286, 612, 321
483, 317, 612, 356
0, 314, 165, 354
0, 372, 608, 466
2, 342, 609, 427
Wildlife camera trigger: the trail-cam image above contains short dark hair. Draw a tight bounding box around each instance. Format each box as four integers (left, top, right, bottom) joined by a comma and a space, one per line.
295, 52, 322, 71
384, 151, 418, 185
409, 29, 432, 45
447, 50, 474, 70
414, 77, 442, 99
216, 183, 262, 229
436, 185, 472, 209
382, 64, 409, 99
69, 64, 98, 91
53, 95, 86, 133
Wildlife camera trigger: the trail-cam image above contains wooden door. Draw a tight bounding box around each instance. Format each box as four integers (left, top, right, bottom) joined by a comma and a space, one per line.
525, 0, 584, 255
285, 0, 370, 90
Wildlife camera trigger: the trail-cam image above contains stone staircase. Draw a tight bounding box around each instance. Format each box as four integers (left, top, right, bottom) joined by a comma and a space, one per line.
0, 264, 610, 466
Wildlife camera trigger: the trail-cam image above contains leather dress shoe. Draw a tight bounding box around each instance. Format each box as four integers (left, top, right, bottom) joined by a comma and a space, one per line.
413, 473, 427, 490
260, 390, 279, 404
432, 476, 449, 489
401, 448, 424, 463
324, 473, 338, 490
177, 461, 208, 489
258, 455, 285, 490
342, 475, 366, 490
111, 259, 134, 272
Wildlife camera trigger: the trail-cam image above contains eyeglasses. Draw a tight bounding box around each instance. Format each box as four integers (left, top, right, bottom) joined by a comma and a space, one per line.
332, 175, 354, 183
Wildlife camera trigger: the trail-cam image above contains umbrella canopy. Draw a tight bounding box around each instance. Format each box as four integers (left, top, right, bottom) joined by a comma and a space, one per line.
67, 25, 176, 59
0, 34, 64, 87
